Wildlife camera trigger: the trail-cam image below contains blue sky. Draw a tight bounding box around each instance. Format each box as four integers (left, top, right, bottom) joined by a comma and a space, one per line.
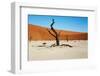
28, 15, 88, 32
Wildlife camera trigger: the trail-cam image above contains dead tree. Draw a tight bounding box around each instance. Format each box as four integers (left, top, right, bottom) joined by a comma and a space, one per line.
29, 35, 32, 42
66, 35, 69, 42
47, 19, 60, 46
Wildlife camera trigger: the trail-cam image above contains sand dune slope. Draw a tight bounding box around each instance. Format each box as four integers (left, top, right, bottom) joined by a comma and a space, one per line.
28, 24, 88, 40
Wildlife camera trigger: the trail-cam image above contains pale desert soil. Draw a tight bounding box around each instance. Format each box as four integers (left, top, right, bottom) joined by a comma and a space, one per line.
28, 40, 88, 60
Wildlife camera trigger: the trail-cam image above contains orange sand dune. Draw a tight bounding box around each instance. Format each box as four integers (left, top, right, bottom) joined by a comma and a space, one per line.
28, 24, 88, 40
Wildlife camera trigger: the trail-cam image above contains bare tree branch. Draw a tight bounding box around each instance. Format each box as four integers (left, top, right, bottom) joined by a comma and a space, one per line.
50, 19, 58, 36
50, 19, 55, 28
47, 29, 56, 38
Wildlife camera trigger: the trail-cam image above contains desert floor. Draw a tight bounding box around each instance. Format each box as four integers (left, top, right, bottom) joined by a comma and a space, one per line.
28, 40, 88, 60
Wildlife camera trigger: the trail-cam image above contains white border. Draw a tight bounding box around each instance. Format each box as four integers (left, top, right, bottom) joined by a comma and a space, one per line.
11, 2, 97, 74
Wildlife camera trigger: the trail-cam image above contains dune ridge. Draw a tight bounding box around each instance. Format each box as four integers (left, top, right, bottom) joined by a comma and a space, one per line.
28, 24, 88, 40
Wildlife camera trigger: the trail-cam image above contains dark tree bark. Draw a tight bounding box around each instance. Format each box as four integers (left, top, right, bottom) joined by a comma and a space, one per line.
29, 35, 32, 42
47, 19, 60, 46
66, 35, 68, 42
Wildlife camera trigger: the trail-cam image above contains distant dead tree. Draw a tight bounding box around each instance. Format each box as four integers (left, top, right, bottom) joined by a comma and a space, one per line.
47, 19, 60, 46
29, 35, 32, 42
66, 35, 69, 42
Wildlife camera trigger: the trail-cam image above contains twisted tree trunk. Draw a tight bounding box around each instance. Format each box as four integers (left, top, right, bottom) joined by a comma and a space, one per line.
47, 19, 60, 46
